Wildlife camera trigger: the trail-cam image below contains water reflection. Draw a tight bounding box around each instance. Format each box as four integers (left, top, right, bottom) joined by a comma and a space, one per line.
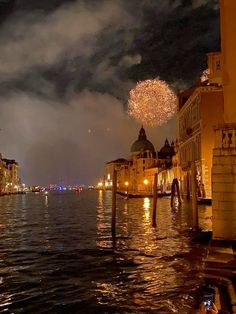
44, 195, 48, 207
95, 193, 206, 313
0, 191, 206, 314
198, 205, 212, 231
143, 197, 150, 222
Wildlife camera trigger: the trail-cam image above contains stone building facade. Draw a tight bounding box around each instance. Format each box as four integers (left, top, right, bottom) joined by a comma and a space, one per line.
177, 53, 224, 199
104, 127, 175, 195
0, 153, 20, 194
212, 0, 236, 240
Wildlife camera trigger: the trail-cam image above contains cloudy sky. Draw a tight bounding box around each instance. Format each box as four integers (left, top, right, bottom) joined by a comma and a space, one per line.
0, 0, 220, 186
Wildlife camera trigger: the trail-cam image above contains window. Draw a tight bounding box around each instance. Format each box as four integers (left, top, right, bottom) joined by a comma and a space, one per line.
215, 59, 221, 71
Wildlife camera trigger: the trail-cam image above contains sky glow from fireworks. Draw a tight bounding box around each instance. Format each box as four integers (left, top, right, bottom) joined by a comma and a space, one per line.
128, 79, 177, 127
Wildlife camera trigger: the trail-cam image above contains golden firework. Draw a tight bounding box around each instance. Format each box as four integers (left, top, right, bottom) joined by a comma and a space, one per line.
128, 79, 177, 127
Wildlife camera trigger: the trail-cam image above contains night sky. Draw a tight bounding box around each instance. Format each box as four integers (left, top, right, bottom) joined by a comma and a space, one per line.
0, 0, 220, 185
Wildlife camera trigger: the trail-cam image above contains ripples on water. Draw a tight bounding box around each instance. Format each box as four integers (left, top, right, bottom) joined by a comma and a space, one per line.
0, 190, 207, 313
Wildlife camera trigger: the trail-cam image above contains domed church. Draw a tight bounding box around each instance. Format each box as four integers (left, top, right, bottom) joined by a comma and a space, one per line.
104, 127, 177, 194
104, 126, 157, 193
130, 126, 156, 158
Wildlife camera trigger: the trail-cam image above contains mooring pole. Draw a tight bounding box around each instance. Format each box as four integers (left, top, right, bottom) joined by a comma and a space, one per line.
152, 172, 158, 227
111, 169, 117, 237
191, 161, 198, 230
171, 178, 182, 207
176, 179, 182, 205
170, 179, 175, 208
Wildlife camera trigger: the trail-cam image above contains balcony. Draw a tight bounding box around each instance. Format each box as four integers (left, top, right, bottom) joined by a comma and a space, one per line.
214, 123, 236, 149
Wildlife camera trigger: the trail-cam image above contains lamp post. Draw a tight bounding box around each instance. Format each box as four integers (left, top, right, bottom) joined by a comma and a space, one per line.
144, 179, 149, 193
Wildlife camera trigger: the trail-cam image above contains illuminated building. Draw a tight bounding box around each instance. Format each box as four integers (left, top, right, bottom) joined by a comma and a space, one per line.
212, 0, 236, 240
0, 154, 20, 194
104, 158, 129, 190
129, 126, 156, 192
157, 139, 176, 193
145, 139, 176, 194
177, 52, 224, 199
104, 127, 157, 193
104, 127, 175, 194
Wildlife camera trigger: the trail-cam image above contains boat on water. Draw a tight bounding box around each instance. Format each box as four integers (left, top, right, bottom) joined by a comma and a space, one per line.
31, 186, 41, 193
117, 191, 171, 199
197, 198, 212, 205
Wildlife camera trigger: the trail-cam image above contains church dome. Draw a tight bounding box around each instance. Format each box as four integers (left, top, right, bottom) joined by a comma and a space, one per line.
131, 126, 155, 153
158, 139, 175, 159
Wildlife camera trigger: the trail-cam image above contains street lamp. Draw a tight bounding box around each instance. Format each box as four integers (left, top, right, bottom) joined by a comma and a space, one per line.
143, 179, 149, 192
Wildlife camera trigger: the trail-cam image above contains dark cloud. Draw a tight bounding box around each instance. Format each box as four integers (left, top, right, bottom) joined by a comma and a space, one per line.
0, 0, 219, 185
131, 0, 220, 85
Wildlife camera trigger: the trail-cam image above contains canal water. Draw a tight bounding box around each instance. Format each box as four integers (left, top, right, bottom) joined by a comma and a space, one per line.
0, 190, 210, 313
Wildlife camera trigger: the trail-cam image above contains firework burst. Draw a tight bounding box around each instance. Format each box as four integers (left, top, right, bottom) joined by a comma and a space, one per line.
128, 79, 177, 127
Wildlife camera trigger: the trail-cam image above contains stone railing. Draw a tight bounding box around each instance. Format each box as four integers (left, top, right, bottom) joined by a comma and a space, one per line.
214, 123, 236, 149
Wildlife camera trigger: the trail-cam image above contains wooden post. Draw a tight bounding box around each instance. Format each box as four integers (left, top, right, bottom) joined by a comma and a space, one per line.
170, 179, 175, 208
152, 173, 158, 227
191, 161, 198, 230
111, 170, 117, 237
171, 178, 182, 207
176, 179, 182, 205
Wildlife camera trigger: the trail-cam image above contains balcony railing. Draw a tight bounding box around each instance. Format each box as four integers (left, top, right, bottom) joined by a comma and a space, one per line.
214, 123, 236, 149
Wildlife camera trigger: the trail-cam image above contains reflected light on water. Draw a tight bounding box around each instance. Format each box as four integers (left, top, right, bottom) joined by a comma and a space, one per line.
98, 190, 103, 207
97, 190, 105, 233
96, 282, 119, 304
44, 195, 48, 207
0, 292, 13, 310
143, 197, 150, 210
0, 191, 206, 313
143, 197, 150, 221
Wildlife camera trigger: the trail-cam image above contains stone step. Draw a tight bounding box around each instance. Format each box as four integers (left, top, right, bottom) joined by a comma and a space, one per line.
208, 247, 234, 254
